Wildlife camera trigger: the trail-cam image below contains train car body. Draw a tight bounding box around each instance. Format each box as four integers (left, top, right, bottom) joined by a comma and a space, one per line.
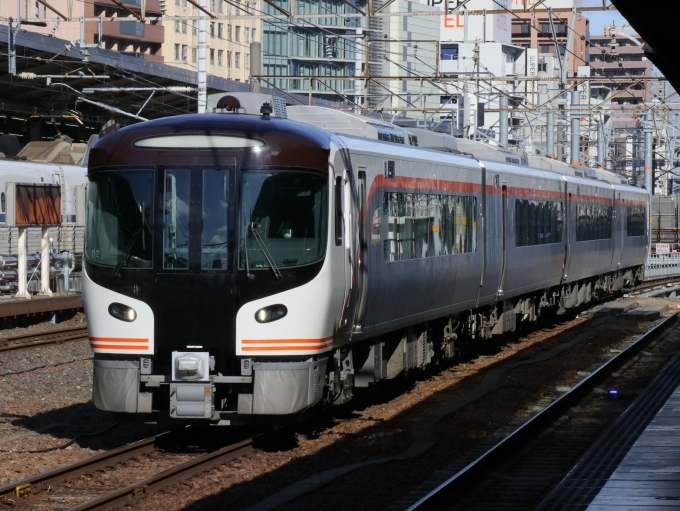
84, 107, 648, 424
0, 138, 88, 293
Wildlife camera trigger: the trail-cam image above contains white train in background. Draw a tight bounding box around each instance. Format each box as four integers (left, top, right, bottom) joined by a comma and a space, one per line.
0, 134, 89, 294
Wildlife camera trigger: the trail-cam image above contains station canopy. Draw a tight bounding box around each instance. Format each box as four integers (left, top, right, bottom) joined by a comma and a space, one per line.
0, 25, 342, 143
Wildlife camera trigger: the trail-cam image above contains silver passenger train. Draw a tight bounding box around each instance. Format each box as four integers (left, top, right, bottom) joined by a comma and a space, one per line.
83, 93, 648, 424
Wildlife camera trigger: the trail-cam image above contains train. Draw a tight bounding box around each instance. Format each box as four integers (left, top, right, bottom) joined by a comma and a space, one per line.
83, 92, 649, 424
0, 134, 89, 294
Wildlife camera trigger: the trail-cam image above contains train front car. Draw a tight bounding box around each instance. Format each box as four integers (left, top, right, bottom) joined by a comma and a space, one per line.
84, 113, 344, 424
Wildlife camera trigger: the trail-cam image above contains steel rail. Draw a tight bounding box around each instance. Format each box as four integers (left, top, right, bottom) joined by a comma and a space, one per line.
406, 312, 680, 510
0, 325, 88, 352
67, 438, 254, 511
0, 435, 160, 500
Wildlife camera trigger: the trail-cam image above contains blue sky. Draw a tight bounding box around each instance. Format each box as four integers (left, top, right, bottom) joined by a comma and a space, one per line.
581, 1, 630, 36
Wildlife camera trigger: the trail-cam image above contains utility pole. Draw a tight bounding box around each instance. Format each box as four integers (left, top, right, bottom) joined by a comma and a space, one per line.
645, 110, 654, 194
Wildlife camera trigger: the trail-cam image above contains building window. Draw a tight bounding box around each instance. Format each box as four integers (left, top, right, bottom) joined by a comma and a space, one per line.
228, 24, 232, 41
251, 28, 256, 41
235, 52, 240, 68
175, 20, 180, 32
182, 20, 187, 33
539, 44, 552, 54
235, 26, 241, 42
538, 84, 547, 94
245, 27, 249, 43
182, 0, 187, 6
245, 53, 249, 69
192, 47, 197, 63
175, 0, 179, 5
210, 22, 215, 38
210, 0, 215, 10
218, 0, 223, 12
210, 48, 215, 65
227, 50, 232, 67
440, 44, 458, 61
218, 49, 224, 66
175, 43, 180, 60
193, 22, 197, 35
182, 44, 188, 61
218, 23, 223, 39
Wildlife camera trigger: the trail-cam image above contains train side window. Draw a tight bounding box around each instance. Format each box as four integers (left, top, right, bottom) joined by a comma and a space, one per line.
163, 169, 191, 269
514, 199, 563, 247
335, 177, 342, 246
626, 206, 645, 237
576, 203, 612, 241
382, 193, 476, 261
1, 192, 4, 213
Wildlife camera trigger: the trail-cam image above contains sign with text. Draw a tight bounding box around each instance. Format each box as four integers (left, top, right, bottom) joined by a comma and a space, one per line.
422, 0, 511, 43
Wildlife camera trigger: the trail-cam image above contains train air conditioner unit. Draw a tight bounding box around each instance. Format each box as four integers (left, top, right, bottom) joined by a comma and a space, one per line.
286, 106, 416, 146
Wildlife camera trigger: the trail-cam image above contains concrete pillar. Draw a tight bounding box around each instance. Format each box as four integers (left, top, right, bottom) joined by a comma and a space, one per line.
499, 94, 508, 148
250, 41, 261, 93
570, 90, 580, 166
546, 110, 555, 158
15, 227, 29, 299
645, 110, 654, 194
39, 226, 52, 296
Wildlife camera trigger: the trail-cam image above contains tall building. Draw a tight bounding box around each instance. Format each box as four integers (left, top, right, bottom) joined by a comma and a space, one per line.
262, 0, 363, 100
589, 34, 654, 105
165, 0, 260, 83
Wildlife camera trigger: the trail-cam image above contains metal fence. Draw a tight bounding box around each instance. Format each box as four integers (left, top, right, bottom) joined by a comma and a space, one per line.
645, 253, 680, 280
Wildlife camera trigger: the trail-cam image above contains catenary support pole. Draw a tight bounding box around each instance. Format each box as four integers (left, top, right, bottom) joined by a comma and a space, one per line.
597, 119, 605, 169
645, 110, 654, 194
499, 94, 508, 148
570, 90, 580, 165
546, 110, 555, 158
197, 0, 207, 113
250, 41, 261, 93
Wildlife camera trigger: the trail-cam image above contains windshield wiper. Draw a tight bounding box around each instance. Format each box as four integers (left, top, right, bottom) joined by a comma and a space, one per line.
113, 227, 142, 277
250, 223, 282, 280
243, 226, 253, 280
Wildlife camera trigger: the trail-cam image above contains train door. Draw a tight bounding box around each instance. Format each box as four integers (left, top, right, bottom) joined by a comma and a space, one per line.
562, 189, 572, 282
497, 184, 508, 297
155, 163, 235, 354
353, 169, 368, 332
477, 166, 503, 306
611, 192, 623, 269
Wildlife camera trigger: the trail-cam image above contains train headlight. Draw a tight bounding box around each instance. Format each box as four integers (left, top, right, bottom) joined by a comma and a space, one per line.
254, 304, 287, 323
108, 302, 137, 322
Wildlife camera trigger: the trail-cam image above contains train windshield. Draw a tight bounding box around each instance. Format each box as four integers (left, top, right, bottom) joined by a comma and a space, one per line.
85, 171, 154, 268
240, 170, 328, 269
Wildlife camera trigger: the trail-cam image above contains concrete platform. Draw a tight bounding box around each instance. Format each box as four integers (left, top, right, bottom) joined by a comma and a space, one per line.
592, 301, 639, 316
0, 294, 82, 318
586, 384, 680, 510
621, 304, 670, 322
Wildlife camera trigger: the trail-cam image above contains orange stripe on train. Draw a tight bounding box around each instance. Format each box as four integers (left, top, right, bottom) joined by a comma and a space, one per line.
90, 344, 150, 350
242, 344, 333, 352
242, 336, 333, 345
89, 337, 149, 343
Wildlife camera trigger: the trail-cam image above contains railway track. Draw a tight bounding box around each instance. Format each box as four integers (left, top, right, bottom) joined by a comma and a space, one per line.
0, 431, 254, 510
0, 325, 88, 352
404, 312, 680, 511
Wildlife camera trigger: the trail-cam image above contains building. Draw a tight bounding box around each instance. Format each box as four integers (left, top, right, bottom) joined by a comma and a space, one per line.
165, 0, 260, 83
510, 11, 590, 78
590, 33, 654, 105
261, 0, 363, 101
0, 0, 165, 61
